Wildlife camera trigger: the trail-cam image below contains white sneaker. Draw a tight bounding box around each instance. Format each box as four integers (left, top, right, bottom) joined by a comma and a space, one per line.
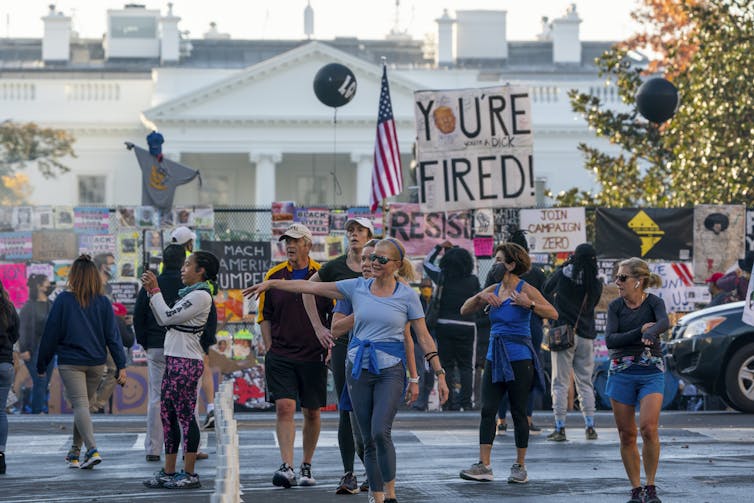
272, 463, 297, 488
298, 462, 316, 486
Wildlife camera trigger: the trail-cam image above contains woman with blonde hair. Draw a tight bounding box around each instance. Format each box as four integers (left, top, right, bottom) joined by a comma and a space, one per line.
37, 254, 127, 470
605, 257, 668, 503
245, 237, 448, 503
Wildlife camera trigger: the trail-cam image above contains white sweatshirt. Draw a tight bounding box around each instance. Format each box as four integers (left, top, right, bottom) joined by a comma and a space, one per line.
149, 289, 211, 360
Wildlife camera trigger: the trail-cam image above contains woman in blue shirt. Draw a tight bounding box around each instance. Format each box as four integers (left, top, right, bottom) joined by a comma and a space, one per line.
458, 243, 557, 485
245, 238, 448, 503
605, 257, 668, 503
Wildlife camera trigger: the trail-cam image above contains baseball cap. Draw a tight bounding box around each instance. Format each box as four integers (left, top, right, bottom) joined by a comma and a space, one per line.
705, 272, 724, 284
278, 223, 313, 241
170, 226, 196, 245
344, 217, 375, 236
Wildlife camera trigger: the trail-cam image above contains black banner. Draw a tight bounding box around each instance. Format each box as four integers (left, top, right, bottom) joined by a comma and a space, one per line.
202, 241, 272, 291
595, 208, 693, 260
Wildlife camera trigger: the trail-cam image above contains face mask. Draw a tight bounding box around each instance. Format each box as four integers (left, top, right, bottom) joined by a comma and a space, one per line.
109, 264, 117, 279
45, 285, 55, 297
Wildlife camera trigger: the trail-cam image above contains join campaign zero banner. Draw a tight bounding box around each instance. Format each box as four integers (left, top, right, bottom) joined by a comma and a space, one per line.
414, 85, 535, 212
595, 208, 693, 261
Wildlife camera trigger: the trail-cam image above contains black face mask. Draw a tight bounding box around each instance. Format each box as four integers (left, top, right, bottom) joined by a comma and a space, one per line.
45, 285, 56, 297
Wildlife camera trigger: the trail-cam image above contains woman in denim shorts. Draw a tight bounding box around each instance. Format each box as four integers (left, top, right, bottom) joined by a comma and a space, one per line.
605, 257, 669, 503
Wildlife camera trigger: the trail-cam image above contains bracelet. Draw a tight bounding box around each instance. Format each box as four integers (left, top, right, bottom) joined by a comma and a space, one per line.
408, 376, 420, 384
434, 368, 446, 377
424, 351, 439, 362
148, 288, 161, 296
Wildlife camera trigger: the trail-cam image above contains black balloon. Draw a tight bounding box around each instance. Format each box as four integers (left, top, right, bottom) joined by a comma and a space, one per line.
636, 77, 679, 124
313, 63, 357, 108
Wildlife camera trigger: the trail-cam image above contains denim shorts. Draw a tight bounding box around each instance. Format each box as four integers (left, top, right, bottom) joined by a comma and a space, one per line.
605, 368, 664, 406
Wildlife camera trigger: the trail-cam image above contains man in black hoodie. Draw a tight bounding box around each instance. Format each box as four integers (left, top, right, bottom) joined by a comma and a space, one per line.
135, 244, 185, 463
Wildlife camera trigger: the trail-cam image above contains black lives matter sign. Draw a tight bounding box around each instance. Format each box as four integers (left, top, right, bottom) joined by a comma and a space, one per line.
203, 241, 271, 291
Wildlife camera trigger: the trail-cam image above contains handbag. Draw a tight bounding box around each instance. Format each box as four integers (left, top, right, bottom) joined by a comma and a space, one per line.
546, 296, 586, 352
425, 275, 444, 330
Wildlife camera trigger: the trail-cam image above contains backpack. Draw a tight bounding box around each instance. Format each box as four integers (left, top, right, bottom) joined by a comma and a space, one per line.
200, 301, 217, 355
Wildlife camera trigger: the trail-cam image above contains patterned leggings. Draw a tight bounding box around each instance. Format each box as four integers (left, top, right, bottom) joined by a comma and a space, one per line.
161, 356, 204, 455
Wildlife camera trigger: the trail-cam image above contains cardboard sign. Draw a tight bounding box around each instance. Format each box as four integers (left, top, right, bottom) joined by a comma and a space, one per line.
519, 207, 586, 253
32, 231, 78, 261
110, 281, 140, 307
693, 204, 745, 281
414, 85, 535, 212
203, 241, 272, 290
387, 203, 472, 256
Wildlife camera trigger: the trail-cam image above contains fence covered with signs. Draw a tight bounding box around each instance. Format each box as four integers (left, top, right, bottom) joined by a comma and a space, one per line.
4, 202, 754, 414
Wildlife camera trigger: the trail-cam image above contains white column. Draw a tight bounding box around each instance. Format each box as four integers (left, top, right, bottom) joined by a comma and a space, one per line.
351, 152, 373, 206
250, 152, 282, 207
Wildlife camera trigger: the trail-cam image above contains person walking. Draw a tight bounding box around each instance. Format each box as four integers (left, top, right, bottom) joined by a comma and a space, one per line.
303, 217, 373, 495
491, 231, 547, 435
18, 274, 53, 414
141, 250, 220, 490
605, 257, 668, 503
0, 280, 20, 474
423, 241, 481, 410
91, 252, 117, 413
244, 237, 449, 503
134, 244, 185, 463
458, 243, 557, 485
36, 254, 128, 470
542, 242, 603, 442
256, 223, 332, 489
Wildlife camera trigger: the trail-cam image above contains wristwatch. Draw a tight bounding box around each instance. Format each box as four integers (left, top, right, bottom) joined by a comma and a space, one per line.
434, 368, 446, 377
529, 302, 536, 311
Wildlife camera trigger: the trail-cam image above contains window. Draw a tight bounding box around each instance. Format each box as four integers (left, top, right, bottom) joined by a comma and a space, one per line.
78, 175, 107, 205
110, 16, 157, 39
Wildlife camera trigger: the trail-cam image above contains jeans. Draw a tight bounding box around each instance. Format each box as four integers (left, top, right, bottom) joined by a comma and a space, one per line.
551, 336, 596, 424
0, 362, 13, 452
24, 354, 55, 414
347, 362, 405, 493
145, 348, 166, 456
58, 364, 106, 451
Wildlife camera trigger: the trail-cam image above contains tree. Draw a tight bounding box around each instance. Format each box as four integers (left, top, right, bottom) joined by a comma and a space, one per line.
560, 0, 754, 207
0, 121, 76, 204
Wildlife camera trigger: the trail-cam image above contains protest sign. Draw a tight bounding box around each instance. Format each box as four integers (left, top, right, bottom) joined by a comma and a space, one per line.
203, 241, 272, 290
414, 85, 535, 212
0, 232, 33, 260
32, 231, 78, 261
387, 203, 472, 256
0, 263, 28, 308
74, 207, 110, 234
519, 207, 586, 253
693, 204, 745, 281
303, 207, 330, 235
79, 234, 116, 256
110, 282, 140, 307
647, 262, 709, 313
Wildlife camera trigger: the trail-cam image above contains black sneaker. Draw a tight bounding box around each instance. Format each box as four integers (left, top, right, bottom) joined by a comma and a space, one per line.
336, 471, 359, 494
585, 426, 598, 440
360, 474, 369, 492
529, 422, 542, 434
626, 486, 643, 503
496, 422, 507, 436
202, 410, 215, 429
643, 484, 662, 503
547, 428, 567, 442
0, 452, 5, 475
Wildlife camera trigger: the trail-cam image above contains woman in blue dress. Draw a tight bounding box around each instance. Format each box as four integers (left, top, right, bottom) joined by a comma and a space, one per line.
458, 243, 557, 485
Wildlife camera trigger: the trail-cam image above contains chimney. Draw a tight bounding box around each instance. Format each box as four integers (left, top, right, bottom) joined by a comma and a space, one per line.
304, 1, 314, 40
551, 3, 581, 64
204, 22, 230, 40
456, 10, 507, 64
435, 9, 455, 67
161, 2, 181, 63
42, 4, 71, 62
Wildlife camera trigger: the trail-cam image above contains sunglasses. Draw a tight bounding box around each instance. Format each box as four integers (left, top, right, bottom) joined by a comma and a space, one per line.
615, 274, 631, 282
369, 253, 399, 265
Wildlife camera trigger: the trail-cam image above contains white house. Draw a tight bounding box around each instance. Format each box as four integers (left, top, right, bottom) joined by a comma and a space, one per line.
0, 3, 629, 208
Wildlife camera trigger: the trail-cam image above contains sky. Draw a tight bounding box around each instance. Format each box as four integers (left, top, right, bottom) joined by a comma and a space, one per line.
2, 0, 642, 42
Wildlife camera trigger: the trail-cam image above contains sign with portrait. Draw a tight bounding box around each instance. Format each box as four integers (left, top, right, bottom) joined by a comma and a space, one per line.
414, 85, 535, 212
693, 204, 745, 281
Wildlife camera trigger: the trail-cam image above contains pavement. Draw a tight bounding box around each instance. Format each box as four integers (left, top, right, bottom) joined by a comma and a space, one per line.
2, 410, 753, 502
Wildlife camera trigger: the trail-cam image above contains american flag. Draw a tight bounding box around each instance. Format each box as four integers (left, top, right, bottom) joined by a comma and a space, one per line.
370, 64, 402, 211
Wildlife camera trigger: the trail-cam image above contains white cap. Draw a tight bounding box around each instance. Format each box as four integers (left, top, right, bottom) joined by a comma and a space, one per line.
344, 217, 375, 236
170, 226, 196, 245
278, 223, 313, 241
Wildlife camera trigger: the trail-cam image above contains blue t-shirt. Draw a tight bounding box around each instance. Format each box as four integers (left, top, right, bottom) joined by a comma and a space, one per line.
336, 277, 424, 370
292, 267, 309, 280
487, 280, 533, 362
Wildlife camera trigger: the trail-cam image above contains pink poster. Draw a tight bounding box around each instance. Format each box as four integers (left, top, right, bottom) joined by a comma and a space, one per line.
387, 203, 473, 257
0, 263, 28, 308
473, 237, 495, 257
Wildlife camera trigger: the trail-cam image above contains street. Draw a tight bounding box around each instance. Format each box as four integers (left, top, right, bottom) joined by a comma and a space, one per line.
2, 410, 753, 502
